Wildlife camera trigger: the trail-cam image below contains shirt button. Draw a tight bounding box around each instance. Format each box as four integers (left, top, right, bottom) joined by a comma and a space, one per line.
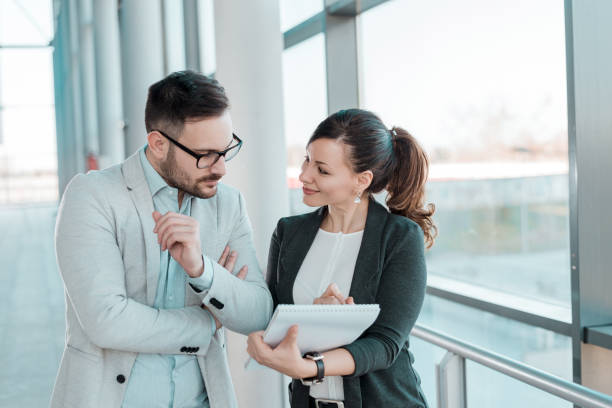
116, 374, 126, 384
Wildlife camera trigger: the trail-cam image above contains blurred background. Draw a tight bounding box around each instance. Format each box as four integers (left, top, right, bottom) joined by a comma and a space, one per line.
1, 0, 612, 407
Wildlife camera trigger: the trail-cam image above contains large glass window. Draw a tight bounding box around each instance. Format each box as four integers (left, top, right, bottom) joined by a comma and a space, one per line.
360, 0, 570, 308
0, 0, 57, 204
281, 32, 327, 214
279, 0, 324, 32
413, 296, 571, 407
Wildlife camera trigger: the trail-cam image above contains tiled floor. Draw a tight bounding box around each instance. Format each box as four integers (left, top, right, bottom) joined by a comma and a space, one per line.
0, 204, 65, 407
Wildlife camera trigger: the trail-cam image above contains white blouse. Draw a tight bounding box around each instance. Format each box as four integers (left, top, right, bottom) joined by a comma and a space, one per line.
293, 228, 364, 401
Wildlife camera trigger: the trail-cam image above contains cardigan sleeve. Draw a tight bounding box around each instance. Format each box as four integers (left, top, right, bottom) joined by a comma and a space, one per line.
341, 221, 427, 377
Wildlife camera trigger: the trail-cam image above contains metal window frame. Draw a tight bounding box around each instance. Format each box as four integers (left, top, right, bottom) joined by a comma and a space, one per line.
427, 278, 573, 337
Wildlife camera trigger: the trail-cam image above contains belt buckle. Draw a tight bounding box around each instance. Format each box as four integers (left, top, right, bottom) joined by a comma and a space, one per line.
315, 398, 345, 408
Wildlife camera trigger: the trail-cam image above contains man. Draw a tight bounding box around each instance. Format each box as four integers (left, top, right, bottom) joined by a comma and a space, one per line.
51, 71, 273, 407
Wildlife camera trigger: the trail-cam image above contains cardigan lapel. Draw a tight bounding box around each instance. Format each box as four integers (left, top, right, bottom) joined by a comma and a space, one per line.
279, 198, 389, 304
348, 198, 388, 303
277, 207, 325, 304
121, 151, 161, 306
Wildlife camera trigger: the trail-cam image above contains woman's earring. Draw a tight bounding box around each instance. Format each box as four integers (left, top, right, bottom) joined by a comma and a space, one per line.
354, 192, 361, 204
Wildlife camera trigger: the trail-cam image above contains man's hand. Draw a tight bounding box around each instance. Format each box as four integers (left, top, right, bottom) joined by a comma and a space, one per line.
217, 245, 248, 279
204, 246, 250, 331
153, 211, 204, 278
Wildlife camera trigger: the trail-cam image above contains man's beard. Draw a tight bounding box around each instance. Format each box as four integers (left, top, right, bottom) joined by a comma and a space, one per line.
159, 146, 222, 199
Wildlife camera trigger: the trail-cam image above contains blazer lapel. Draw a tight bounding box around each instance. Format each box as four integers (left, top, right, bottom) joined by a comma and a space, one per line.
348, 198, 388, 302
278, 208, 325, 304
121, 152, 161, 306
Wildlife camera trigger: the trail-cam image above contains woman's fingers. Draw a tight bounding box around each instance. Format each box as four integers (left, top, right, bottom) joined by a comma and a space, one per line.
329, 283, 345, 303
313, 296, 341, 305
318, 283, 345, 303
278, 325, 299, 348
247, 331, 270, 362
313, 294, 355, 305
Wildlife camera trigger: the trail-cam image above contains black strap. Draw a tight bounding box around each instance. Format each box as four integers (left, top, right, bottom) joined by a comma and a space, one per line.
313, 357, 324, 381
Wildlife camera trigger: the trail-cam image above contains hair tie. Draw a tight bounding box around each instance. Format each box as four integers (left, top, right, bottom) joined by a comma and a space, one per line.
390, 129, 397, 138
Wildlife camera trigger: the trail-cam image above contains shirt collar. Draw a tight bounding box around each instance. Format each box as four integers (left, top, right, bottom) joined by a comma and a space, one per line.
139, 145, 172, 197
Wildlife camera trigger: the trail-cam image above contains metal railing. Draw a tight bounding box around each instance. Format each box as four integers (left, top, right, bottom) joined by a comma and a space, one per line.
411, 324, 612, 408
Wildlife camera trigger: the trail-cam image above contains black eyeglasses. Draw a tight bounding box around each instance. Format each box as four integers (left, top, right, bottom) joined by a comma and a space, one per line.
152, 129, 243, 169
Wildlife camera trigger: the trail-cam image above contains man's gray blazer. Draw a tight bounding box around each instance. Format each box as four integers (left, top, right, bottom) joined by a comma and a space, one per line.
50, 151, 273, 408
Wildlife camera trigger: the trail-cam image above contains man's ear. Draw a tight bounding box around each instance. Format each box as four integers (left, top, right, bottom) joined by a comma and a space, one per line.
146, 131, 169, 159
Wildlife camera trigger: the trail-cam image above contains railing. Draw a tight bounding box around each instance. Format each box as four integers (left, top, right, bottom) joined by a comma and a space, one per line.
411, 324, 612, 408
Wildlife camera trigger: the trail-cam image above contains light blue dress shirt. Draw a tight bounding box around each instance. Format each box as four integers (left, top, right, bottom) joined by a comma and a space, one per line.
121, 147, 216, 408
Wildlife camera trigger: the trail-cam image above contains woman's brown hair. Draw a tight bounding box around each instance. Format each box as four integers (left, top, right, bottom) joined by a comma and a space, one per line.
308, 109, 437, 248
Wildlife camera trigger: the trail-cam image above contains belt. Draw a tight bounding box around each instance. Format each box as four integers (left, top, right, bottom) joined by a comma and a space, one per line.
308, 396, 345, 408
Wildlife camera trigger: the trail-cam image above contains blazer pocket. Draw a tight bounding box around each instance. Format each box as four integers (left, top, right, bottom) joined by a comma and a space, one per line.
61, 345, 103, 406
66, 344, 102, 363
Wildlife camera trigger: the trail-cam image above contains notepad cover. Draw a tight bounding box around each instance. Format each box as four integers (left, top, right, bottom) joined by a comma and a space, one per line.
245, 304, 380, 370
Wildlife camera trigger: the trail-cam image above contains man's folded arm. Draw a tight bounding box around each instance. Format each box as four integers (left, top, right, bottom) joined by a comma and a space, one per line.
56, 175, 215, 356
188, 191, 274, 334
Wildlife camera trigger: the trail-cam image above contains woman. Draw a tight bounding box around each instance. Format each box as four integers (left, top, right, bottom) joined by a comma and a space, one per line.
247, 109, 436, 408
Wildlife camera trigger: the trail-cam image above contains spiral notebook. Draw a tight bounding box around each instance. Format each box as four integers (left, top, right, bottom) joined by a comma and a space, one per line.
245, 303, 380, 370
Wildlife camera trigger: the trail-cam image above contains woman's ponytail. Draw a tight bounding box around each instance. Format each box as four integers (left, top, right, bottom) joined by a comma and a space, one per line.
386, 127, 437, 248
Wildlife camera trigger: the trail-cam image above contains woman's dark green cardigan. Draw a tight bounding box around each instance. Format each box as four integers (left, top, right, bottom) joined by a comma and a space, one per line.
266, 198, 429, 408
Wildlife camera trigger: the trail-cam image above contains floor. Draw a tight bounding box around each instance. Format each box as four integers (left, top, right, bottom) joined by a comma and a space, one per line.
0, 204, 65, 407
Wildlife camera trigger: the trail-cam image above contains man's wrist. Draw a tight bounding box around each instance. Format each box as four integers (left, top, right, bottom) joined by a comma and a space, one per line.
187, 257, 205, 278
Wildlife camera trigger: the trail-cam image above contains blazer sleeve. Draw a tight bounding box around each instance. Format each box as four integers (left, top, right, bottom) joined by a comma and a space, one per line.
193, 191, 274, 334
55, 174, 216, 356
341, 222, 427, 376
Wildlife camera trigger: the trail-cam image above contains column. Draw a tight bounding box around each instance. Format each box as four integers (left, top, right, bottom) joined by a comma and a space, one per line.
78, 0, 99, 159
214, 0, 289, 406
93, 0, 125, 167
119, 0, 165, 156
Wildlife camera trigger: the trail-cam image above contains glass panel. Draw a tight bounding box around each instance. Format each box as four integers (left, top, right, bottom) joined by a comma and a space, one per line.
0, 0, 54, 45
198, 0, 216, 76
466, 361, 572, 407
0, 48, 55, 106
417, 296, 572, 378
279, 0, 324, 32
411, 296, 572, 407
282, 33, 327, 215
0, 48, 57, 204
360, 0, 570, 307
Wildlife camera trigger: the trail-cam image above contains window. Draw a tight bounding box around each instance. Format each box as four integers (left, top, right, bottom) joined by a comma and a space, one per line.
279, 0, 324, 32
281, 33, 328, 214
0, 0, 57, 204
360, 0, 570, 308
413, 296, 571, 407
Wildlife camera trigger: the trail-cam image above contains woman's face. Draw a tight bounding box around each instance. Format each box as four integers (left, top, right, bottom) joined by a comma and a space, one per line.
299, 138, 359, 208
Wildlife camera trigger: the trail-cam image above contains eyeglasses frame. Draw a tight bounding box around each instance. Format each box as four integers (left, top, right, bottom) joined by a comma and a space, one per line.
151, 129, 243, 169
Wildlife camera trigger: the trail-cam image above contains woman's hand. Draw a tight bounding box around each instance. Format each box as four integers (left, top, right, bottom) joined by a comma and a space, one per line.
313, 283, 354, 305
205, 246, 249, 331
247, 326, 316, 379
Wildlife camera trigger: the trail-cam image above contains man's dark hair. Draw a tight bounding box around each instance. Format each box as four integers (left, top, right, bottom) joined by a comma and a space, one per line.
145, 70, 229, 137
